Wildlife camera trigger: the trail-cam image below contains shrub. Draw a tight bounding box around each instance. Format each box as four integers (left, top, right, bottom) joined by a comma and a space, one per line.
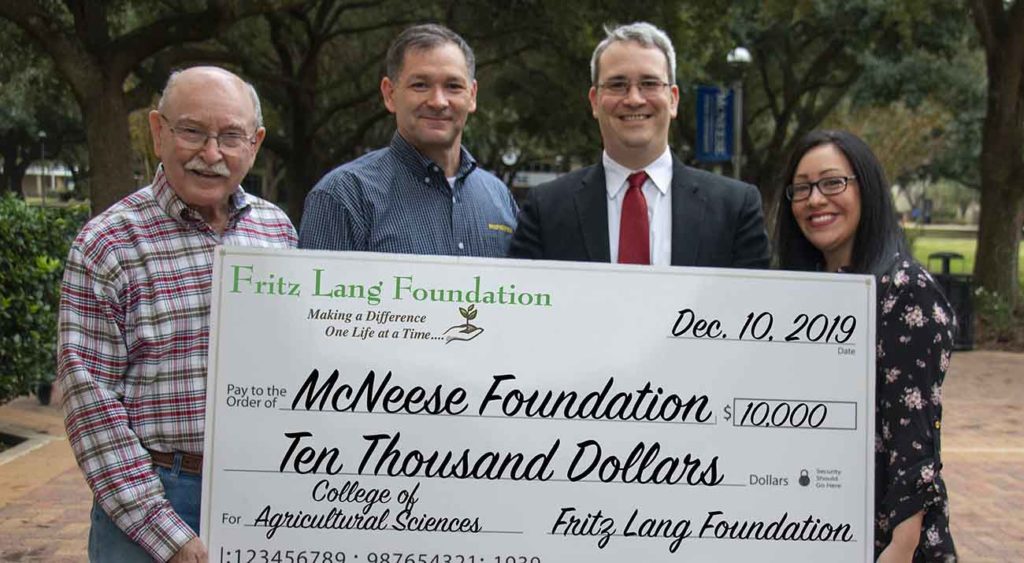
973, 286, 1023, 348
0, 196, 87, 404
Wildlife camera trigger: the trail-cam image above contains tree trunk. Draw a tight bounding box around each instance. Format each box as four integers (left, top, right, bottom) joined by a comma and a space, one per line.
974, 177, 1023, 302
747, 131, 789, 235
971, 1, 1024, 307
0, 144, 19, 196
284, 143, 317, 226
9, 159, 29, 198
81, 82, 136, 215
760, 180, 784, 241
0, 145, 31, 198
282, 57, 320, 225
973, 96, 1024, 304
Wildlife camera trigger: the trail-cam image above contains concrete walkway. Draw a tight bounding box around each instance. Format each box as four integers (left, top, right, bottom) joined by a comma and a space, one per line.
0, 388, 91, 562
0, 351, 1021, 561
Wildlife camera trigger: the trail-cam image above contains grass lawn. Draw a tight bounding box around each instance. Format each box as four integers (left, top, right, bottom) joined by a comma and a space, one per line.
911, 236, 1024, 284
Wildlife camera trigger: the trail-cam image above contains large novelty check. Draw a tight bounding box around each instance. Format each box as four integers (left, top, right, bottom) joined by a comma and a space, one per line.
202, 247, 876, 562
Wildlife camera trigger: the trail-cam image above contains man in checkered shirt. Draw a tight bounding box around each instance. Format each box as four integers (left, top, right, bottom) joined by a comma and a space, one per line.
57, 66, 297, 562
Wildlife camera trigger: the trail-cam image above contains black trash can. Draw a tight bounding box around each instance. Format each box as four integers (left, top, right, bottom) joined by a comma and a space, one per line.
927, 252, 974, 351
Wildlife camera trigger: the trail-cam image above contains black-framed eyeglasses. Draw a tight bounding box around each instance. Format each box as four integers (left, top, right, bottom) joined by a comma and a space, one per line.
597, 79, 671, 97
785, 175, 857, 202
159, 114, 256, 153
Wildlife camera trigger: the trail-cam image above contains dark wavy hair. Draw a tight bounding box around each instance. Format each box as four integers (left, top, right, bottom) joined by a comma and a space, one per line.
774, 130, 907, 277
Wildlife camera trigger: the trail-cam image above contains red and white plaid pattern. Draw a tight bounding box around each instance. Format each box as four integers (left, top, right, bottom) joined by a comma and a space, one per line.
58, 167, 296, 560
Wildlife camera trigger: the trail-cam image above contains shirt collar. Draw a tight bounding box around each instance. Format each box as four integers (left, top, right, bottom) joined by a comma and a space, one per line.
389, 131, 478, 181
603, 147, 673, 199
152, 164, 251, 228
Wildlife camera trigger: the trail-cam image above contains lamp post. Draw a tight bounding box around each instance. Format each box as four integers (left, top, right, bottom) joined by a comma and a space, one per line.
727, 47, 751, 180
37, 130, 47, 207
501, 146, 520, 187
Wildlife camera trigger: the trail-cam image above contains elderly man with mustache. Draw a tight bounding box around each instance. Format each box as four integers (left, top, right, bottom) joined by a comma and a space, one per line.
299, 24, 517, 257
57, 66, 297, 562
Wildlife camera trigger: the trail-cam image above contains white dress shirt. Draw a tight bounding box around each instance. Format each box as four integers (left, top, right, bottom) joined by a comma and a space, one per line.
604, 148, 673, 265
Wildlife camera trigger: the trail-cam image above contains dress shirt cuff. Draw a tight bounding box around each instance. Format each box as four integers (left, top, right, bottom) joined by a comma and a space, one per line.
135, 506, 197, 562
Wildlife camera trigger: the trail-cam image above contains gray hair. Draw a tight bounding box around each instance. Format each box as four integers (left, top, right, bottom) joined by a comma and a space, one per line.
157, 67, 264, 129
590, 22, 677, 85
385, 23, 476, 81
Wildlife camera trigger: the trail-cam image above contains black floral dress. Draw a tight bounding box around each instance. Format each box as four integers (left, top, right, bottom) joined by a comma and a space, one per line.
874, 257, 957, 561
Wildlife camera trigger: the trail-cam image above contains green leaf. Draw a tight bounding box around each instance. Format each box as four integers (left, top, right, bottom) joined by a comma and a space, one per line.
0, 195, 86, 403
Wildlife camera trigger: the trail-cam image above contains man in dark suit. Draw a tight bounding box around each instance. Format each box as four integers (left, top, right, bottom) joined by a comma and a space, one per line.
510, 22, 769, 268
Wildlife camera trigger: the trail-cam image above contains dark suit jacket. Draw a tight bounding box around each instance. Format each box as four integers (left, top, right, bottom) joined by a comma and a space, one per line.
509, 154, 770, 269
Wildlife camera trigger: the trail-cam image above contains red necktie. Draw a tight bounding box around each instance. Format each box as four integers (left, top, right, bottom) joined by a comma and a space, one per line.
618, 170, 650, 264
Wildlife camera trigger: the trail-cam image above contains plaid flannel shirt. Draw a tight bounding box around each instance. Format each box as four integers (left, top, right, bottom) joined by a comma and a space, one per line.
57, 167, 296, 560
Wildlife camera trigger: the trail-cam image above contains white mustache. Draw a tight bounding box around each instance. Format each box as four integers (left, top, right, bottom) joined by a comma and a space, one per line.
185, 157, 230, 177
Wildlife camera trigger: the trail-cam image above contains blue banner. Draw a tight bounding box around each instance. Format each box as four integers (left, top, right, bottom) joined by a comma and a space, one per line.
695, 85, 734, 162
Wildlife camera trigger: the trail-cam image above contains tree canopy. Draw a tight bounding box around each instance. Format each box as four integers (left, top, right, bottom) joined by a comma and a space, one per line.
0, 0, 1018, 297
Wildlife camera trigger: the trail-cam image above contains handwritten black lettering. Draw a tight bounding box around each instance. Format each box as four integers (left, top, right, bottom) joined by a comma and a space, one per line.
479, 374, 712, 423
359, 432, 556, 481
568, 440, 723, 486
550, 507, 616, 548
291, 369, 468, 416
699, 511, 854, 541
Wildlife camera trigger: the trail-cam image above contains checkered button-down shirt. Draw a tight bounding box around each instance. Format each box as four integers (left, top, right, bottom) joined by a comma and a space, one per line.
57, 167, 297, 560
299, 132, 517, 256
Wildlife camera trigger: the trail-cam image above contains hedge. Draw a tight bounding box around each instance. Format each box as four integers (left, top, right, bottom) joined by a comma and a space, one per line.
0, 196, 88, 404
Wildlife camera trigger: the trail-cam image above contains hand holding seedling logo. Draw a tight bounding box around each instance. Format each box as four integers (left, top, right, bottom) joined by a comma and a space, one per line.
443, 304, 484, 343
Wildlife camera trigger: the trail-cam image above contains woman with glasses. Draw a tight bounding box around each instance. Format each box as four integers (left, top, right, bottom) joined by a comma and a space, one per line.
775, 130, 956, 562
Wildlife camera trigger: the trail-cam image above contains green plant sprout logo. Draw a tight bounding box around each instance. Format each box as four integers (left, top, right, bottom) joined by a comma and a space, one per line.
443, 304, 484, 343
459, 305, 478, 329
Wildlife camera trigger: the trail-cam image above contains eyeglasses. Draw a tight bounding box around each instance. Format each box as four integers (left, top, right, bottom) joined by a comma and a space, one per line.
785, 175, 857, 202
597, 79, 671, 97
159, 114, 256, 153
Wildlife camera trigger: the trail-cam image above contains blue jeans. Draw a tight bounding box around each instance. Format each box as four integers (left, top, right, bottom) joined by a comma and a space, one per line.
88, 457, 202, 562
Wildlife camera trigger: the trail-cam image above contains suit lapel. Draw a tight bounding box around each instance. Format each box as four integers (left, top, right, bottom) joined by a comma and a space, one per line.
573, 164, 611, 262
670, 156, 707, 266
